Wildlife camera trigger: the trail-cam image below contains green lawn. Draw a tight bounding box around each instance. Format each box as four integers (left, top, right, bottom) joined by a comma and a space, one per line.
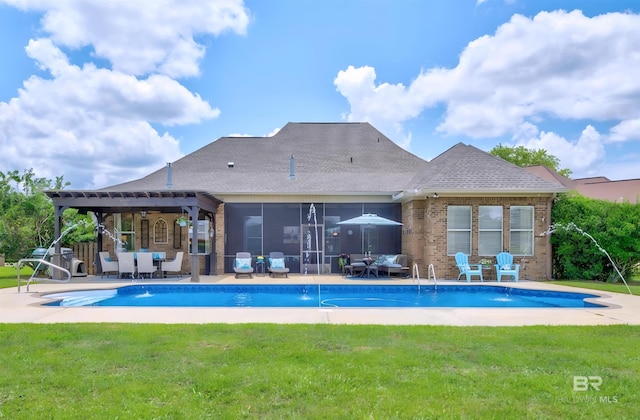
0, 324, 638, 418
0, 265, 35, 289
551, 280, 640, 295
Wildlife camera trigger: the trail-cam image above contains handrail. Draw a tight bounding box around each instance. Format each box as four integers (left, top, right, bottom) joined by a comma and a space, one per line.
428, 263, 437, 290
17, 258, 72, 292
412, 263, 421, 291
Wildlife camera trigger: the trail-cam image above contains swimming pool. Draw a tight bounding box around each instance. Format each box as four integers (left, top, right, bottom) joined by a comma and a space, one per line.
42, 284, 604, 308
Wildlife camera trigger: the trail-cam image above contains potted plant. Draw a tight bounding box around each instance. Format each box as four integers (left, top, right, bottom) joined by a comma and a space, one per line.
176, 216, 191, 227
479, 258, 493, 268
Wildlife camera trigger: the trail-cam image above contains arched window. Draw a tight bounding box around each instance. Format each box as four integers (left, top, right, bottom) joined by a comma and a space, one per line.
153, 219, 169, 244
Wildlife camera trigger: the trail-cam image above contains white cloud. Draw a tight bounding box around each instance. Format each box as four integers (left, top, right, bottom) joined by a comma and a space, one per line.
607, 119, 640, 143
514, 124, 605, 172
3, 0, 250, 77
0, 38, 221, 188
0, 1, 250, 188
335, 10, 640, 177
334, 65, 423, 149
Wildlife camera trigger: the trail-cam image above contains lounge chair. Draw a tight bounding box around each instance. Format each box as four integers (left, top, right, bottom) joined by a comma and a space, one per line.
161, 252, 183, 278
136, 252, 157, 279
494, 252, 520, 282
455, 252, 483, 282
234, 252, 254, 278
268, 252, 290, 278
116, 252, 137, 279
379, 254, 409, 277
98, 251, 119, 278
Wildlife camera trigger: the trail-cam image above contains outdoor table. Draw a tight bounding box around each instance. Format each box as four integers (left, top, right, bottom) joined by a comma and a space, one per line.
358, 257, 378, 278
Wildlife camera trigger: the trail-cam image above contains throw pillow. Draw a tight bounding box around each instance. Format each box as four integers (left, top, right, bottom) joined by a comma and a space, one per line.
270, 258, 285, 269
236, 258, 251, 269
385, 255, 398, 265
501, 264, 511, 270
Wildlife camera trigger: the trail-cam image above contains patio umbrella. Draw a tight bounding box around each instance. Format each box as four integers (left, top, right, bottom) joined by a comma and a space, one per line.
338, 213, 402, 253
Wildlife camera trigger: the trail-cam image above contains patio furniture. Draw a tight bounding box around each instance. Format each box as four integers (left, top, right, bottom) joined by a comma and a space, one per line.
379, 254, 409, 277
344, 254, 366, 277
116, 252, 137, 279
98, 252, 119, 278
494, 252, 520, 282
268, 252, 290, 278
234, 252, 254, 278
136, 252, 157, 279
455, 252, 483, 282
161, 252, 184, 278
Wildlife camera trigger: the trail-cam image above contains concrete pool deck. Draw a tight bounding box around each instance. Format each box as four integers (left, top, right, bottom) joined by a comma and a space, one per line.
2, 274, 639, 326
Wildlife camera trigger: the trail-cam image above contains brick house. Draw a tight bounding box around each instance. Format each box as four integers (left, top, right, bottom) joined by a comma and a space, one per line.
46, 122, 566, 280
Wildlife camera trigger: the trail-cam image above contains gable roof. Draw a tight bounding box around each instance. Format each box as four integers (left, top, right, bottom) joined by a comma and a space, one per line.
404, 143, 567, 195
102, 123, 565, 199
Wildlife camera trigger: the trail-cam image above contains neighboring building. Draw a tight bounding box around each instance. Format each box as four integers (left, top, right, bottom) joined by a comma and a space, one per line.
524, 165, 640, 204
47, 123, 567, 280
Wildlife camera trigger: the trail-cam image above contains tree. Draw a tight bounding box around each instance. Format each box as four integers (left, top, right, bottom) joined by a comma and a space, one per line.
489, 144, 573, 178
0, 169, 77, 261
551, 194, 640, 281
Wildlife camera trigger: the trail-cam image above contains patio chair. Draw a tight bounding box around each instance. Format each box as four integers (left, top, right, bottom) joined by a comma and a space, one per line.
268, 252, 290, 278
234, 252, 254, 278
455, 252, 483, 282
161, 252, 183, 278
116, 252, 137, 279
136, 252, 157, 279
98, 251, 119, 278
494, 252, 520, 282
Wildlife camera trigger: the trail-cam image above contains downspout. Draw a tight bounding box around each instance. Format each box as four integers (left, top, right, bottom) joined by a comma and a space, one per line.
545, 194, 556, 280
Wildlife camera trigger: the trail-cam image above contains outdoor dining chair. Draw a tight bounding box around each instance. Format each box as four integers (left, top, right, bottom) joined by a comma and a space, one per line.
161, 252, 183, 278
136, 252, 157, 279
116, 252, 136, 279
98, 251, 119, 278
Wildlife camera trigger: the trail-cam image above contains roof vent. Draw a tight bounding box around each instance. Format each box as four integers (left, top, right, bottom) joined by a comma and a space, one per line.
166, 162, 172, 189
289, 154, 295, 179
228, 162, 234, 168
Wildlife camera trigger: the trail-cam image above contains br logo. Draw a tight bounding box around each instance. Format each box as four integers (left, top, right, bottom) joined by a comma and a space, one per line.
573, 376, 602, 391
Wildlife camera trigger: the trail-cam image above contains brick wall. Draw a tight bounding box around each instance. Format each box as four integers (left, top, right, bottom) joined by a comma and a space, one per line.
402, 196, 554, 281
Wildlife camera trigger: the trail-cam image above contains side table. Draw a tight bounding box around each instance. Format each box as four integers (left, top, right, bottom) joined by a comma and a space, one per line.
255, 260, 265, 277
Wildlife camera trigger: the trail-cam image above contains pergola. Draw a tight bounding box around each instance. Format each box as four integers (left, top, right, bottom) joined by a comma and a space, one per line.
45, 190, 221, 282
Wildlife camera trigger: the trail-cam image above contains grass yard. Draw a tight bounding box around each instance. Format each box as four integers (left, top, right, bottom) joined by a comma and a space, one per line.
0, 265, 34, 289
0, 324, 638, 418
551, 280, 640, 295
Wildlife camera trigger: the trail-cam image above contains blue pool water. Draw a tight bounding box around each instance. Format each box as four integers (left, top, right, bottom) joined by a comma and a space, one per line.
42, 284, 604, 308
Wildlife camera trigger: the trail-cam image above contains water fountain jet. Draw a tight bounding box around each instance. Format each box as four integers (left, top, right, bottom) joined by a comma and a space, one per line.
541, 222, 632, 295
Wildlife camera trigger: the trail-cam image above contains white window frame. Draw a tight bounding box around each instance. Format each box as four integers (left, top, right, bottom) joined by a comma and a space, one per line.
447, 206, 472, 255
153, 219, 169, 244
478, 206, 503, 256
509, 206, 534, 256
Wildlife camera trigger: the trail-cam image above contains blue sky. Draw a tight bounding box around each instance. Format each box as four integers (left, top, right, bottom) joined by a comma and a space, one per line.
1, 0, 639, 189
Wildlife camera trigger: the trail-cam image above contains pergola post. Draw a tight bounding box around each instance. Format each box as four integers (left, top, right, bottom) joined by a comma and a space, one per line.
185, 205, 200, 282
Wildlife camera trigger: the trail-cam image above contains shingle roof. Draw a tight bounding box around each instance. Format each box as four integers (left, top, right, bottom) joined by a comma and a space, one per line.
104, 123, 566, 196
106, 122, 428, 194
405, 143, 567, 193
